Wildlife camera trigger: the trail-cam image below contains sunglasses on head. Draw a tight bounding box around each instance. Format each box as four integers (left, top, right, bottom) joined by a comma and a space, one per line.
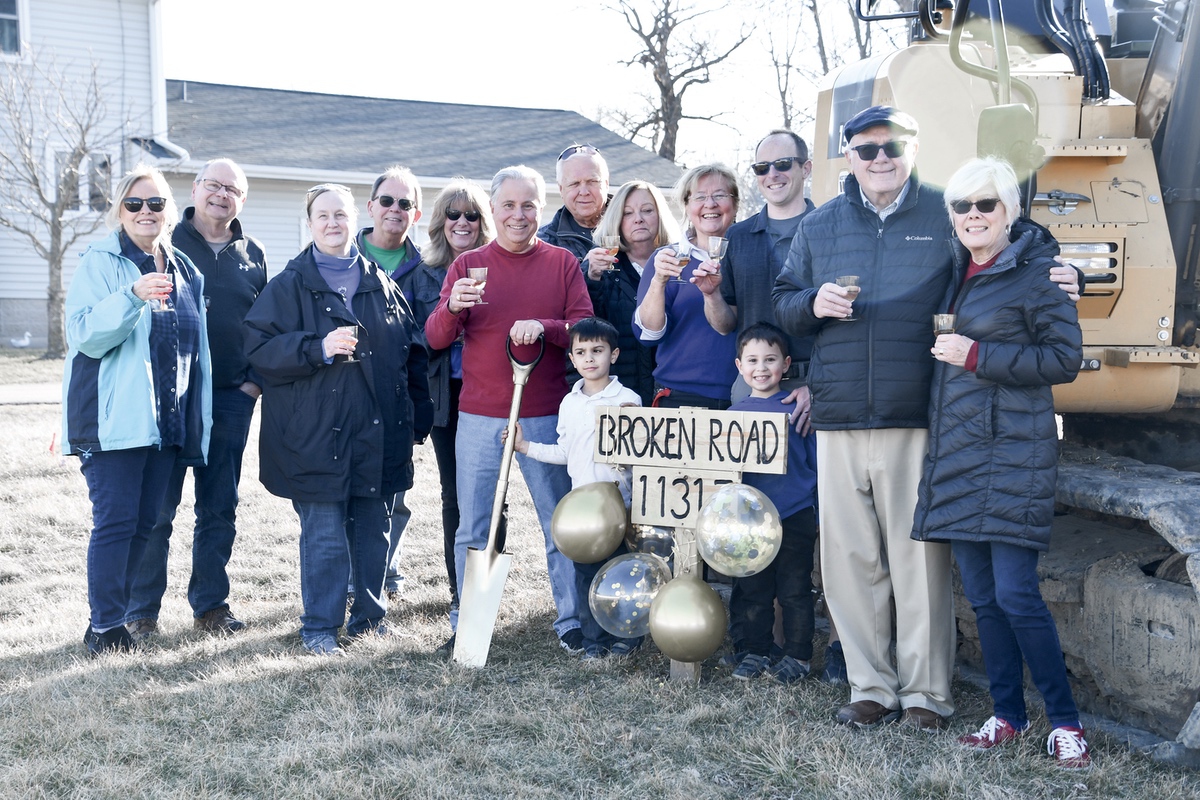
750, 157, 800, 176
849, 140, 908, 160
122, 197, 167, 213
950, 198, 1001, 215
445, 208, 481, 222
558, 143, 600, 161
376, 195, 416, 211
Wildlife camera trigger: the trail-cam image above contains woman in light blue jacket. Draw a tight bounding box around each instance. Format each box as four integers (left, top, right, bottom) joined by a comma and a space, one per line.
63, 165, 212, 657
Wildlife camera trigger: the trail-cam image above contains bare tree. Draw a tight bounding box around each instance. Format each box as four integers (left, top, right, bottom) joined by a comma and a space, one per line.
607, 0, 752, 163
0, 48, 122, 358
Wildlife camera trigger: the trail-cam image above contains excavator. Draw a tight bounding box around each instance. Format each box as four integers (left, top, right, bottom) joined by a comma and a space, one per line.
810, 0, 1200, 763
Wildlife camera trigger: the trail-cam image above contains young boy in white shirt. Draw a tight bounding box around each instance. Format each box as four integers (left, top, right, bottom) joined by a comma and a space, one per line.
510, 317, 642, 659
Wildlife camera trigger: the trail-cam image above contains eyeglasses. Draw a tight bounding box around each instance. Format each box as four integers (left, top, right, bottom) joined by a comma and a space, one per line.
376, 195, 416, 211
848, 140, 908, 161
445, 208, 481, 222
750, 158, 801, 176
122, 196, 167, 213
558, 144, 600, 161
950, 198, 1001, 215
689, 192, 733, 205
196, 179, 245, 199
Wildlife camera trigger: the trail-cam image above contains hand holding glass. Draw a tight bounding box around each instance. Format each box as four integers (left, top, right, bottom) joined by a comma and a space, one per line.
335, 325, 358, 363
467, 266, 488, 305
835, 275, 860, 321
672, 239, 693, 282
151, 272, 174, 313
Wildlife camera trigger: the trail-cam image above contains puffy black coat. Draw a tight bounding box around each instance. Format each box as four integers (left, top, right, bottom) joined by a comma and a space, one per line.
772, 174, 953, 429
911, 220, 1082, 551
410, 260, 453, 428
537, 205, 595, 262
244, 246, 433, 502
583, 250, 657, 406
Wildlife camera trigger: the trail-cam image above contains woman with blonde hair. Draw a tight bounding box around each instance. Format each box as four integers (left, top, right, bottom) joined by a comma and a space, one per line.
582, 180, 678, 405
63, 164, 212, 656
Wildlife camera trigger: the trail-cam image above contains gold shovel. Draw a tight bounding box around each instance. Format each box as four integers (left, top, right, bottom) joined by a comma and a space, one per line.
453, 336, 544, 667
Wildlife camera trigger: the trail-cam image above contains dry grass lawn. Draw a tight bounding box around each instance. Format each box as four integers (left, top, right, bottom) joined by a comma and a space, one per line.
1, 351, 1198, 798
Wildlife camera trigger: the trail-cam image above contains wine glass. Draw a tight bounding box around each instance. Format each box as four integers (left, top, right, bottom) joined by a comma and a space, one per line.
468, 266, 488, 305
707, 236, 728, 262
335, 325, 359, 363
672, 238, 693, 283
932, 314, 957, 335
835, 275, 860, 321
151, 272, 174, 313
600, 235, 621, 271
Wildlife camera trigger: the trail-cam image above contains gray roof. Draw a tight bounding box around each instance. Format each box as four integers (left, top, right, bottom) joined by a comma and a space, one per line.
164, 80, 682, 187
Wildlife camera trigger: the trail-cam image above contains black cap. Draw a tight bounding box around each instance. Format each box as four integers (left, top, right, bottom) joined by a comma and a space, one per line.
843, 105, 919, 143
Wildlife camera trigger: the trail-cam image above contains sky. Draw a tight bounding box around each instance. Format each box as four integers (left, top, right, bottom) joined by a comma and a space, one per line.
159, 0, 806, 168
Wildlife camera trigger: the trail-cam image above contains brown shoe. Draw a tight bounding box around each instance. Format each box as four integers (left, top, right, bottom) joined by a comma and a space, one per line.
127, 618, 158, 643
194, 607, 247, 633
900, 706, 949, 732
836, 700, 900, 727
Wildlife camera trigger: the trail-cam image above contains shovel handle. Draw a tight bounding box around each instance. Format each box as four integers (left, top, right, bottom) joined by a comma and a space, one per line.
507, 336, 544, 387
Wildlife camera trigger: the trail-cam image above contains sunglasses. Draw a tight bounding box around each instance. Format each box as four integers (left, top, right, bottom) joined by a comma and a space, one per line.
558, 143, 600, 161
849, 140, 908, 160
196, 179, 244, 199
376, 195, 416, 211
122, 197, 167, 213
445, 208, 481, 222
950, 198, 1001, 215
750, 157, 800, 176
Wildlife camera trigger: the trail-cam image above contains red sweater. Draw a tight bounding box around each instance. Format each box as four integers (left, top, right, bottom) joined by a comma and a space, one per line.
425, 239, 594, 417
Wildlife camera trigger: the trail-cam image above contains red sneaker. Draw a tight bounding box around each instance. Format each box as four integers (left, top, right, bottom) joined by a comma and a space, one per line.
957, 716, 1029, 750
1047, 725, 1092, 770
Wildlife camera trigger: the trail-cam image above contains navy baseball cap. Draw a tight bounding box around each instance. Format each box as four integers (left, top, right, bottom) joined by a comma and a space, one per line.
843, 105, 919, 143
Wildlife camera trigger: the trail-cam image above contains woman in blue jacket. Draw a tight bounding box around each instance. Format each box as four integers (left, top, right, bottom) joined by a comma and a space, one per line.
63, 165, 212, 657
244, 184, 432, 656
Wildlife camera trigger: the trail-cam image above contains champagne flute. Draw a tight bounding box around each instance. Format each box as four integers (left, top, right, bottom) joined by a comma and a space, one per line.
151, 272, 174, 313
672, 238, 693, 283
468, 266, 488, 305
335, 325, 359, 363
600, 235, 621, 271
835, 275, 860, 321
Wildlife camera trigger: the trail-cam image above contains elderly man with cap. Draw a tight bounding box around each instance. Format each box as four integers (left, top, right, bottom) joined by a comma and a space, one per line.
537, 144, 610, 262
772, 106, 1078, 731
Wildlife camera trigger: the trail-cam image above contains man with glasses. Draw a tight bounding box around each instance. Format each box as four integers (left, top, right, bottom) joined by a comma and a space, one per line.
537, 144, 610, 261
126, 158, 266, 638
357, 165, 426, 602
773, 106, 1079, 731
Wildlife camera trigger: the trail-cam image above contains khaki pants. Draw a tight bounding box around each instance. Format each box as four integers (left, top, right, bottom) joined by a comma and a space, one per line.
816, 428, 955, 716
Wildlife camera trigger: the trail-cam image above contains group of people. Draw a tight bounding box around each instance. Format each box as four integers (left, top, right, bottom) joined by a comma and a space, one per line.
61, 101, 1092, 767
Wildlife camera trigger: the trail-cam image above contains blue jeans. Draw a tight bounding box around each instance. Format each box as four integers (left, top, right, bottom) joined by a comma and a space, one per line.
80, 446, 179, 630
450, 412, 578, 637
127, 387, 256, 621
732, 506, 818, 660
294, 496, 390, 643
953, 539, 1080, 729
350, 491, 409, 596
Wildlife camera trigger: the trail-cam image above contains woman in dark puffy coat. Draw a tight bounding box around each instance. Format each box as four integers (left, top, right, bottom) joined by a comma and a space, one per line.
911, 157, 1089, 768
244, 184, 432, 655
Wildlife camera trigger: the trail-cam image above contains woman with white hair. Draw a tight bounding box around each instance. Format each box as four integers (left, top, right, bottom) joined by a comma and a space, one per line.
910, 157, 1090, 768
244, 183, 432, 655
63, 165, 212, 656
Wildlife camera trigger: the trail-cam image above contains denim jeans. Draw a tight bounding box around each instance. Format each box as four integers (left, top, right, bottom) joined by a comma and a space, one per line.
731, 506, 818, 660
294, 496, 390, 642
127, 387, 256, 621
80, 446, 179, 630
953, 539, 1080, 729
384, 491, 410, 593
429, 382, 508, 606
449, 412, 578, 637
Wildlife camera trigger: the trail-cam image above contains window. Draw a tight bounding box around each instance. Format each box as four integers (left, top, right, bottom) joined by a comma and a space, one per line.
88, 154, 110, 213
0, 0, 19, 56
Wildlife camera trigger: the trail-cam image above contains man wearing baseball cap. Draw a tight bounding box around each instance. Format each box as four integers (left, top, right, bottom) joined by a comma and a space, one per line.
772, 105, 1077, 731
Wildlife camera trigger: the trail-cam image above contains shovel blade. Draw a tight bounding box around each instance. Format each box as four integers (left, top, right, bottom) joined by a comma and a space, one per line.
453, 548, 514, 667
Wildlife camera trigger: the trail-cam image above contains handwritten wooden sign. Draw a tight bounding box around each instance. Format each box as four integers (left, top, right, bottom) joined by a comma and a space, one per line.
593, 407, 789, 528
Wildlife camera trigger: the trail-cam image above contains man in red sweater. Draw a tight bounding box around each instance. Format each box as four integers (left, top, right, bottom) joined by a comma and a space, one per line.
425, 165, 594, 654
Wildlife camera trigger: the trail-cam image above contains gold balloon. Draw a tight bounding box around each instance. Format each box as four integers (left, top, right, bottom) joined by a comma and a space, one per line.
550, 481, 628, 564
695, 483, 783, 578
648, 575, 727, 662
